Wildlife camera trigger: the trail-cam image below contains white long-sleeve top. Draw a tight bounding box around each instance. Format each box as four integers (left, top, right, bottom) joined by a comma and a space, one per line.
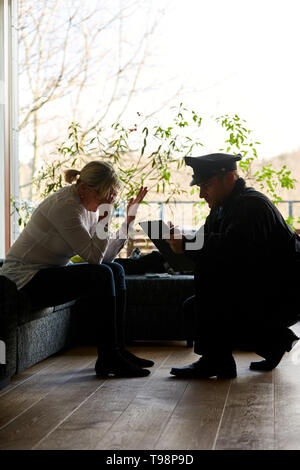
0, 184, 128, 290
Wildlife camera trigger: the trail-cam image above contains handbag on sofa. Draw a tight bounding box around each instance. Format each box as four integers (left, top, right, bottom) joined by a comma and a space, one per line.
115, 250, 169, 274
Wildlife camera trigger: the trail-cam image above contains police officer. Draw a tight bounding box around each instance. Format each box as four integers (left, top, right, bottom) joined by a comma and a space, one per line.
167, 153, 300, 378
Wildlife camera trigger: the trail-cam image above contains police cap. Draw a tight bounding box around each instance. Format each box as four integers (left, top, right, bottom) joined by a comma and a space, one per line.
184, 152, 242, 186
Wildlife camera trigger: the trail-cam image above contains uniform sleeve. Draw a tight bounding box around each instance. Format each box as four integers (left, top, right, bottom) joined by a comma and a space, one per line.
182, 225, 205, 261
184, 198, 276, 264
46, 202, 110, 264
205, 201, 262, 256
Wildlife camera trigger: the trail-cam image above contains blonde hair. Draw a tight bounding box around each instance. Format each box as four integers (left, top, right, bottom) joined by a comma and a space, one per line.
64, 161, 121, 198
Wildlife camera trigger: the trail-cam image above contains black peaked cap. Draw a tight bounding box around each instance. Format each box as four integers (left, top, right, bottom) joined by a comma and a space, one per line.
184, 153, 242, 186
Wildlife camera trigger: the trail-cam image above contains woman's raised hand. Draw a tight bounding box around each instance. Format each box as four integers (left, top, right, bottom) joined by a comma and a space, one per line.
126, 186, 148, 227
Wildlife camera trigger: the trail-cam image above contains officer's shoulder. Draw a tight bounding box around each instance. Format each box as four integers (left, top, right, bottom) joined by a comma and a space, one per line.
239, 186, 273, 212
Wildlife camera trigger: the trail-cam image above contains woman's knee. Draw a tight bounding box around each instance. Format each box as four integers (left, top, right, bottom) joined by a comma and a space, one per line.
103, 262, 126, 289
82, 264, 116, 294
105, 261, 125, 276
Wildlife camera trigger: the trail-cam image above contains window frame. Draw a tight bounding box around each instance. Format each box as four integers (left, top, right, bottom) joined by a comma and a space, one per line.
0, 0, 19, 257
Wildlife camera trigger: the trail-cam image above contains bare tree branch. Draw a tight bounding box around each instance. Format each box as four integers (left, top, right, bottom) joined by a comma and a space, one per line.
18, 0, 172, 202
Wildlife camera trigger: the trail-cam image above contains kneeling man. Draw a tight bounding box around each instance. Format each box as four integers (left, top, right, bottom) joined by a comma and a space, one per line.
167, 153, 300, 378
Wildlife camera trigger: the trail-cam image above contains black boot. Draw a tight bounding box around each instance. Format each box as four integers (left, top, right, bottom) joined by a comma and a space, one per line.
250, 328, 299, 371
116, 289, 155, 368
95, 293, 150, 378
95, 348, 150, 377
121, 349, 154, 368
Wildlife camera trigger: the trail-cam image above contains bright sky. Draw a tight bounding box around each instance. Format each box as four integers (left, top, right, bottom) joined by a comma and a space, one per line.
18, 0, 300, 163
151, 0, 300, 159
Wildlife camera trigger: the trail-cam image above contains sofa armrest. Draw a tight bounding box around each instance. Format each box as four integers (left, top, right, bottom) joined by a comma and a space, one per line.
0, 275, 19, 378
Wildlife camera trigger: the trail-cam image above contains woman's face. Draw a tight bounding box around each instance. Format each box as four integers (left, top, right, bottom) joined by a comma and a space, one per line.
78, 183, 117, 212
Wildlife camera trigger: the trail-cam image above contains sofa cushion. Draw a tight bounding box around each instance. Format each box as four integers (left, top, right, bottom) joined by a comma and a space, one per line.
125, 274, 194, 306
18, 305, 55, 326
125, 274, 195, 341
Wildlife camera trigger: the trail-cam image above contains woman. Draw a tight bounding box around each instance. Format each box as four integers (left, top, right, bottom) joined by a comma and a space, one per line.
1, 161, 153, 377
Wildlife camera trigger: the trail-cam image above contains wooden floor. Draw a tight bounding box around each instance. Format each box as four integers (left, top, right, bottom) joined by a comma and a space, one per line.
1, 324, 300, 450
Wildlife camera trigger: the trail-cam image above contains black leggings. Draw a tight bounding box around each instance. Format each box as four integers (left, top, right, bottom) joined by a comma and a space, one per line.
19, 262, 126, 353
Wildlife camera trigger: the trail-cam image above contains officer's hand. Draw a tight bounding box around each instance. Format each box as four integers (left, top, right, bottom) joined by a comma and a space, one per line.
166, 221, 184, 254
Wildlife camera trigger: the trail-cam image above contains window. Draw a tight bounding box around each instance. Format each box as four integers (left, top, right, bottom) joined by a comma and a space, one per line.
0, 0, 18, 257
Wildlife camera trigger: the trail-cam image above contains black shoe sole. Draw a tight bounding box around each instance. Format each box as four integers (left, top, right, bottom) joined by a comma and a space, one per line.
95, 366, 150, 378
170, 368, 237, 379
250, 338, 299, 371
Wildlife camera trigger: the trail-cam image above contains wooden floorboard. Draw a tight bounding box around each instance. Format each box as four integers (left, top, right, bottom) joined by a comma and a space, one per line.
94, 364, 189, 450
154, 378, 231, 450
214, 349, 275, 450
1, 332, 300, 450
214, 381, 275, 450
35, 346, 194, 450
274, 341, 300, 450
0, 353, 60, 398
0, 347, 97, 448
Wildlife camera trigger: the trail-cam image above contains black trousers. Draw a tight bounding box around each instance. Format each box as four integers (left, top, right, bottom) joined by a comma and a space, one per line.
183, 264, 299, 357
19, 262, 126, 353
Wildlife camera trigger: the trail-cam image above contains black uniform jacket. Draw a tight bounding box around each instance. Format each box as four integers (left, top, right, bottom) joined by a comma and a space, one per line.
184, 178, 300, 286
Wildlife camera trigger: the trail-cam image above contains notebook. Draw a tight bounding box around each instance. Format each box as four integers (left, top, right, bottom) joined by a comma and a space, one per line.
139, 220, 195, 273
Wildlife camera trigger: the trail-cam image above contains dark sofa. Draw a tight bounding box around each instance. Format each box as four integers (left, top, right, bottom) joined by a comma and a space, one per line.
0, 259, 194, 390
0, 267, 77, 390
